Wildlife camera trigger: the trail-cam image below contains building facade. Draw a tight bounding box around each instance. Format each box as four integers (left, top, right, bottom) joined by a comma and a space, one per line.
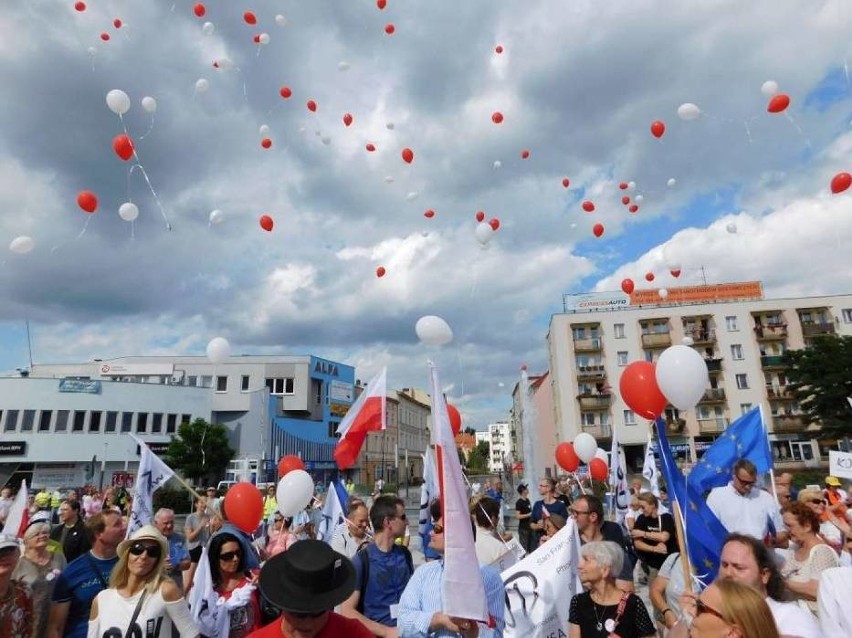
485, 422, 511, 474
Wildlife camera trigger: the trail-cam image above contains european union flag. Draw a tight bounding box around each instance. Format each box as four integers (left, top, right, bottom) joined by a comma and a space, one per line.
686, 407, 773, 495
655, 418, 727, 585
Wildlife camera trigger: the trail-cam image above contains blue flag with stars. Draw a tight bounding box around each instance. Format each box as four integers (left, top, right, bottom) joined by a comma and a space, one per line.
655, 418, 727, 585
686, 407, 772, 495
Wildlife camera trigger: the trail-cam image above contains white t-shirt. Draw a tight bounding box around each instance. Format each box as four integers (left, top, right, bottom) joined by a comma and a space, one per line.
706, 483, 782, 539
818, 566, 852, 637
88, 585, 198, 638
766, 597, 823, 638
474, 526, 509, 567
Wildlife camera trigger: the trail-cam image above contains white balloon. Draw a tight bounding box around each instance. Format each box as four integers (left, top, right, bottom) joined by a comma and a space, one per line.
320, 136, 331, 146
667, 178, 677, 188
106, 89, 131, 115
492, 160, 502, 169
594, 447, 609, 463
677, 102, 701, 121
202, 21, 215, 35
118, 202, 139, 222
634, 194, 644, 204
573, 432, 598, 464
627, 181, 636, 191
259, 124, 271, 137
274, 14, 288, 26
726, 222, 737, 234
209, 209, 224, 225
206, 337, 231, 363
386, 122, 395, 130
9, 236, 34, 254
87, 46, 97, 56
276, 471, 314, 517
760, 80, 779, 98
658, 288, 669, 299
217, 57, 234, 70
195, 78, 209, 93
415, 315, 454, 346
682, 336, 695, 346
384, 176, 395, 184
258, 33, 270, 45
141, 96, 157, 113
655, 345, 709, 411
338, 61, 351, 71
474, 222, 494, 245
406, 191, 419, 202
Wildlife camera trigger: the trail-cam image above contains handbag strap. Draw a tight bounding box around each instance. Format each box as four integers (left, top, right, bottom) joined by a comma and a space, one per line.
613, 592, 630, 625
124, 590, 147, 638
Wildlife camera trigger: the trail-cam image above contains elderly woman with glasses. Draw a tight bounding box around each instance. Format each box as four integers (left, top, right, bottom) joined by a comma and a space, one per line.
87, 525, 199, 637
569, 540, 654, 638
683, 579, 780, 638
12, 522, 66, 637
208, 532, 263, 637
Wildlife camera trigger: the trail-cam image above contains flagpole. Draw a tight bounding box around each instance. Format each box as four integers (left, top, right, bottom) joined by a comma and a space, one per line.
672, 500, 694, 595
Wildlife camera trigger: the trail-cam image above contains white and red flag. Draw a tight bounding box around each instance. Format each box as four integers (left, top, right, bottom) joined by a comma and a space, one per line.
334, 367, 386, 469
4, 480, 29, 537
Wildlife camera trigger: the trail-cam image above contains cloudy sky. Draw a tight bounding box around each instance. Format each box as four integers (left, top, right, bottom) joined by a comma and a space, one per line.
1, 0, 851, 429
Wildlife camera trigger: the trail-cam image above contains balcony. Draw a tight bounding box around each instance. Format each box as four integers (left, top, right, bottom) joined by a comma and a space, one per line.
577, 393, 612, 409
580, 422, 612, 439
699, 388, 726, 403
754, 324, 787, 341
641, 332, 672, 348
576, 364, 606, 379
665, 418, 687, 435
760, 355, 786, 369
771, 415, 806, 433
801, 322, 836, 337
573, 337, 602, 353
705, 358, 723, 373
766, 386, 794, 400
698, 417, 728, 434
685, 328, 716, 345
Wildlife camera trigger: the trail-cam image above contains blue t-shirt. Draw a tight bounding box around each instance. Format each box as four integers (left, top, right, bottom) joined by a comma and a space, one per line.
530, 499, 569, 523
52, 551, 119, 638
353, 543, 413, 626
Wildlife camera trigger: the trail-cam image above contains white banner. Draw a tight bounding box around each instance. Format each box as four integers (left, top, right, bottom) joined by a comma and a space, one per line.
829, 450, 852, 480
501, 519, 584, 638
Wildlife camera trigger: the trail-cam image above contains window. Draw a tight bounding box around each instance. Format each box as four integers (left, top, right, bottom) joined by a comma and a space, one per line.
644, 350, 654, 362
105, 411, 118, 433
21, 410, 35, 432
90, 411, 102, 432
73, 411, 86, 432
265, 377, 295, 395
187, 376, 197, 387
216, 376, 228, 392
735, 374, 749, 389
121, 413, 133, 433
181, 414, 192, 425
740, 403, 752, 415
56, 410, 69, 432
137, 413, 148, 433
572, 327, 586, 340
725, 316, 738, 331
38, 410, 52, 432
617, 351, 628, 366
613, 323, 625, 339
581, 412, 596, 426
241, 375, 250, 392
166, 414, 177, 434
200, 376, 213, 388
730, 344, 744, 360
328, 421, 340, 438
4, 410, 18, 432
152, 413, 163, 433
623, 410, 636, 425
840, 309, 852, 323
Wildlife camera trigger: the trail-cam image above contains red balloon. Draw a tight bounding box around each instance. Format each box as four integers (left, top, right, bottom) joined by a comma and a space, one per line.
521, 149, 530, 159
447, 404, 462, 436
306, 100, 317, 112
767, 94, 790, 113
377, 0, 387, 9
488, 218, 500, 231
113, 18, 122, 28
830, 172, 851, 194
475, 210, 485, 222
495, 45, 504, 54
193, 3, 206, 17
253, 34, 261, 44
401, 147, 414, 164
77, 191, 98, 213
582, 200, 595, 212
100, 32, 110, 41
592, 223, 604, 238
621, 196, 630, 205
261, 138, 272, 149
424, 209, 435, 218
223, 483, 264, 534
629, 204, 639, 213
385, 23, 395, 34
645, 272, 655, 282
562, 177, 570, 188
74, 1, 86, 11
243, 11, 257, 25
670, 269, 681, 278
619, 360, 668, 419
376, 266, 386, 277
279, 86, 292, 99
619, 182, 628, 190
491, 112, 503, 124
112, 134, 135, 161
343, 113, 353, 127
259, 214, 274, 231
555, 442, 580, 472
621, 278, 634, 294
650, 120, 666, 138
365, 143, 376, 152
277, 455, 305, 477
588, 458, 608, 482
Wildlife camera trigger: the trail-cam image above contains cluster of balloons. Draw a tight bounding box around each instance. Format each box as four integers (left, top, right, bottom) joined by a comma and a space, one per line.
555, 432, 609, 481
415, 315, 453, 346
474, 212, 501, 247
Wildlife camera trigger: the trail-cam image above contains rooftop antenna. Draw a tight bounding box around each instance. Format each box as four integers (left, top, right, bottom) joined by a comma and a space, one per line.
25, 319, 34, 370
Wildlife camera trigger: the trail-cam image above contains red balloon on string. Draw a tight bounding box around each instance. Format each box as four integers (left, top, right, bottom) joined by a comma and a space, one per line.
377, 0, 387, 8
495, 45, 504, 54
253, 34, 261, 44
385, 23, 395, 34
259, 215, 274, 231
629, 204, 639, 213
223, 483, 263, 534
343, 113, 353, 127
489, 218, 500, 231
193, 3, 206, 17
555, 442, 580, 472
77, 191, 98, 213
521, 149, 530, 159
424, 209, 435, 218
475, 211, 485, 222
582, 200, 595, 212
650, 120, 666, 138
621, 278, 634, 294
306, 100, 317, 112
645, 272, 655, 282
447, 404, 462, 436
100, 33, 110, 41
830, 172, 851, 194
277, 455, 305, 477
365, 143, 376, 152
592, 223, 604, 238
74, 1, 86, 11
243, 11, 257, 25
670, 269, 681, 278
619, 182, 628, 190
279, 86, 292, 99
113, 18, 122, 28
376, 266, 386, 278
401, 147, 414, 164
588, 458, 609, 481
261, 138, 272, 149
492, 112, 503, 124
562, 177, 570, 188
619, 360, 668, 419
767, 94, 790, 113
112, 134, 135, 161
622, 196, 630, 205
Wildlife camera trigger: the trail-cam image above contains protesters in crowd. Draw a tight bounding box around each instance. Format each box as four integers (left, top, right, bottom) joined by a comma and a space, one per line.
184, 496, 211, 593
823, 477, 846, 518
529, 478, 569, 545
51, 500, 91, 563
774, 472, 798, 502
329, 500, 371, 559
264, 515, 297, 559
472, 496, 508, 566
0, 533, 33, 638
797, 488, 848, 553
625, 493, 642, 533
539, 513, 567, 545
681, 579, 779, 638
649, 552, 685, 636
87, 525, 199, 637
514, 484, 534, 554
630, 492, 677, 583
154, 508, 191, 594
780, 501, 839, 614
13, 521, 67, 637
571, 494, 635, 593
0, 488, 14, 531
207, 532, 263, 637
261, 486, 278, 533
706, 459, 784, 543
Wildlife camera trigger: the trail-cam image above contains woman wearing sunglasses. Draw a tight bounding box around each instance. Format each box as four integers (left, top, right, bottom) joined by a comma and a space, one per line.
684, 580, 779, 638
208, 532, 264, 637
87, 524, 199, 637
797, 488, 849, 554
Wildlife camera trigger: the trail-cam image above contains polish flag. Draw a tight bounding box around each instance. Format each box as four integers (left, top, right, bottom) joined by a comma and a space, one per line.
4, 480, 29, 538
334, 367, 386, 469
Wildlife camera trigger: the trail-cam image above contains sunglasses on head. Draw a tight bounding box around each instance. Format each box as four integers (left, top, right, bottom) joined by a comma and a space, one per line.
219, 550, 241, 562
696, 599, 726, 622
128, 543, 162, 559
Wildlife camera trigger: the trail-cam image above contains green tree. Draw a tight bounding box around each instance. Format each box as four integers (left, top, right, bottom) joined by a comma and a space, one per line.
166, 418, 236, 484
782, 335, 852, 439
466, 439, 490, 473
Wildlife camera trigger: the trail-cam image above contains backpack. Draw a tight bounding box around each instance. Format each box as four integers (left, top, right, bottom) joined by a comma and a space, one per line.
354, 544, 414, 614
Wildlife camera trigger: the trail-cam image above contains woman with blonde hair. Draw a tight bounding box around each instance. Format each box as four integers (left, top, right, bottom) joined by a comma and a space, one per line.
87, 525, 199, 637
686, 579, 779, 638
797, 488, 849, 552
13, 521, 66, 637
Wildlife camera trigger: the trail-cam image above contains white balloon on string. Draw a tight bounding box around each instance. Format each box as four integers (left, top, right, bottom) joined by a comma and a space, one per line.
141, 96, 157, 113
9, 236, 34, 254
118, 202, 139, 222
106, 89, 131, 115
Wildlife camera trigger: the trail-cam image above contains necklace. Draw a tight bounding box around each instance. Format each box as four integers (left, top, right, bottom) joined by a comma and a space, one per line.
591, 598, 611, 633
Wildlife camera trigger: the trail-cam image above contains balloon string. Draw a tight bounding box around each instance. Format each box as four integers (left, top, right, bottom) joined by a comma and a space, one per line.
743, 120, 753, 144
784, 112, 810, 147
137, 115, 155, 141
129, 163, 173, 231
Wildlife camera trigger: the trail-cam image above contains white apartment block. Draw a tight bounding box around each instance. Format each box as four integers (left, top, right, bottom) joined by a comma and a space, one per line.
485, 422, 512, 473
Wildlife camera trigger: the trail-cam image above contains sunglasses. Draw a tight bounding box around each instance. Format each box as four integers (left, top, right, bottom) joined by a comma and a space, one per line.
735, 476, 756, 487
810, 499, 826, 506
431, 523, 444, 534
569, 509, 590, 517
128, 543, 162, 559
219, 550, 242, 562
696, 599, 726, 622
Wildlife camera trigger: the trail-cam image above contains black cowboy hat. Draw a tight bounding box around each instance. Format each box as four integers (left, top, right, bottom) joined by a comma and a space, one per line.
258, 539, 356, 614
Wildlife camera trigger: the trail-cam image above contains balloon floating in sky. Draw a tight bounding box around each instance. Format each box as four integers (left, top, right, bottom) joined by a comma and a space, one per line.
261, 138, 272, 149
75, 1, 86, 11
767, 94, 790, 113
475, 210, 485, 222
415, 315, 454, 346
645, 272, 655, 282
9, 236, 34, 254
667, 177, 677, 187
209, 209, 224, 225
118, 202, 139, 222
275, 14, 287, 26
202, 21, 215, 35
376, 266, 386, 278
520, 149, 530, 159
259, 124, 270, 137
582, 200, 595, 212
726, 222, 738, 234
112, 134, 135, 161
113, 19, 123, 29
619, 182, 628, 190
488, 218, 500, 231
492, 112, 503, 124
621, 278, 634, 294
193, 3, 205, 17
195, 78, 209, 93
106, 89, 130, 115
377, 0, 387, 9
406, 192, 419, 202
243, 11, 257, 25
760, 80, 779, 98
424, 209, 435, 218
259, 215, 274, 232
365, 143, 376, 152
650, 120, 666, 138
474, 221, 496, 245
592, 223, 604, 238
401, 147, 414, 163
385, 23, 395, 34
141, 96, 157, 113
279, 86, 292, 98
670, 268, 681, 278
343, 113, 353, 127
622, 196, 630, 205
495, 45, 504, 54
830, 172, 851, 194
100, 33, 110, 41
658, 288, 669, 299
562, 177, 570, 188
307, 100, 317, 112
493, 160, 502, 169
629, 204, 639, 213
206, 337, 231, 364
677, 103, 701, 120
338, 61, 351, 71
77, 191, 98, 213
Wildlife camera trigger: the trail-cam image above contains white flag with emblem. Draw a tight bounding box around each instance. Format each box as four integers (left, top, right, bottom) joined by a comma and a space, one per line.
642, 432, 660, 496
127, 435, 175, 537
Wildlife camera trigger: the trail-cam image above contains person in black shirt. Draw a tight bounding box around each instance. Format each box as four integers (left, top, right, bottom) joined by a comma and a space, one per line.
514, 484, 534, 553
50, 499, 91, 563
629, 492, 676, 582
